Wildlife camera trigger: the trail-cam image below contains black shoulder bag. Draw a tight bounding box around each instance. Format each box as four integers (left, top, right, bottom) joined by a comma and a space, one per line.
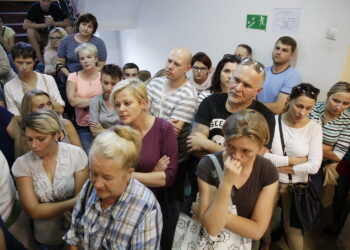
278, 115, 322, 232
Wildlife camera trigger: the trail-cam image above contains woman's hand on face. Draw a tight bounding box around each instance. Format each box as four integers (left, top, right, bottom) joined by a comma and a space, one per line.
222, 156, 242, 188
191, 201, 200, 218
153, 155, 170, 172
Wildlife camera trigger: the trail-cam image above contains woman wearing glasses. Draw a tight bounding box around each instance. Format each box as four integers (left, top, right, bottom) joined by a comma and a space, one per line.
198, 54, 241, 104
308, 82, 350, 236
188, 52, 213, 93
263, 83, 323, 250
44, 27, 68, 75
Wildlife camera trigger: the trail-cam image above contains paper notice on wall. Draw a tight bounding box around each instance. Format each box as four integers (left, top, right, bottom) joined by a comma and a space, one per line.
272, 8, 301, 34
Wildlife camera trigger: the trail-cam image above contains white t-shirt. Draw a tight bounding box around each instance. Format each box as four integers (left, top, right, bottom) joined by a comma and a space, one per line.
4, 72, 65, 116
0, 151, 16, 221
264, 116, 323, 183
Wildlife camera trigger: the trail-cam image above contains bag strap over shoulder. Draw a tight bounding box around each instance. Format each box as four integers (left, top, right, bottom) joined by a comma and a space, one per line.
278, 115, 293, 183
207, 154, 223, 181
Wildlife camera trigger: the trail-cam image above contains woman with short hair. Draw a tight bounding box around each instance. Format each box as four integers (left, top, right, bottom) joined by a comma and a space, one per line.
191, 109, 278, 249
66, 43, 103, 152
64, 126, 163, 249
12, 110, 88, 249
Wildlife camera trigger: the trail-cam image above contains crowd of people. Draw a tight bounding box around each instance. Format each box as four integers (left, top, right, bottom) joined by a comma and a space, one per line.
0, 1, 350, 249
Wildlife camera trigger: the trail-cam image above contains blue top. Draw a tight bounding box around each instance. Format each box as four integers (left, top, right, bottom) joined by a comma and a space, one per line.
57, 34, 107, 73
0, 106, 15, 167
257, 66, 302, 102
0, 216, 26, 250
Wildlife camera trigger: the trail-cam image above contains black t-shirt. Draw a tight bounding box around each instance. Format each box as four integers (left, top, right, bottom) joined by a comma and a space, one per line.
196, 152, 278, 218
26, 2, 67, 32
194, 93, 275, 149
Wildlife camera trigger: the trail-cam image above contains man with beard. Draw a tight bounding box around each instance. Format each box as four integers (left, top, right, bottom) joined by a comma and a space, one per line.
257, 36, 302, 114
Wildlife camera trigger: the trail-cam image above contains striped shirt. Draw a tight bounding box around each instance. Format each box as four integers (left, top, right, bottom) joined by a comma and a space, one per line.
309, 102, 350, 160
57, 34, 107, 73
147, 77, 198, 162
64, 177, 162, 249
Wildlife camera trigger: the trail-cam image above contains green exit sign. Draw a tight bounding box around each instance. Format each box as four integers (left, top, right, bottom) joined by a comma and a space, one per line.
246, 14, 267, 31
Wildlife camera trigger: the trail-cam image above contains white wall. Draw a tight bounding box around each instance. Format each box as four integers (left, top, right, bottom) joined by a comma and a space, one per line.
81, 0, 350, 101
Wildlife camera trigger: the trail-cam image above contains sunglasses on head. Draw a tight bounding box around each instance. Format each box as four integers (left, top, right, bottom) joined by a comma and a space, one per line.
241, 57, 265, 73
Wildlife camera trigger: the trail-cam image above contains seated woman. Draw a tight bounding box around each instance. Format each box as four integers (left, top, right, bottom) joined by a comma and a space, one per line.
89, 64, 122, 137
188, 52, 213, 94
192, 109, 278, 248
64, 126, 163, 249
12, 110, 89, 249
56, 13, 107, 78
309, 82, 350, 235
0, 106, 21, 167
44, 27, 68, 75
111, 78, 178, 249
263, 83, 323, 250
66, 43, 102, 152
18, 89, 82, 155
198, 54, 241, 104
4, 42, 65, 116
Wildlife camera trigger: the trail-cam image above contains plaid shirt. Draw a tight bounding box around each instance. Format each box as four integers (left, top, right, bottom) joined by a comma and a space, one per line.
64, 177, 163, 249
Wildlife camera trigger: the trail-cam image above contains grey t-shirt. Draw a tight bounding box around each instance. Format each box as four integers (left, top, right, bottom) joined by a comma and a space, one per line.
89, 94, 119, 128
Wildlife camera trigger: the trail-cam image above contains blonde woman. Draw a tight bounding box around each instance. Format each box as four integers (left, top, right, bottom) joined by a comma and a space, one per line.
18, 89, 81, 155
12, 110, 88, 249
66, 43, 102, 152
111, 79, 178, 249
191, 109, 278, 248
64, 126, 162, 249
44, 27, 68, 75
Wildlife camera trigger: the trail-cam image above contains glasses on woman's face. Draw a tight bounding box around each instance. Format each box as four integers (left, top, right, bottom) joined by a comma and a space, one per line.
241, 57, 265, 73
192, 66, 208, 72
49, 36, 61, 41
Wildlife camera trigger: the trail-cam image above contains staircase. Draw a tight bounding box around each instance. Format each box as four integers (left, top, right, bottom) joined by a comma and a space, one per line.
0, 0, 78, 44
0, 1, 35, 43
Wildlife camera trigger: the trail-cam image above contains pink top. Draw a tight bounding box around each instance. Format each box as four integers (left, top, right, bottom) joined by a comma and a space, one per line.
68, 72, 102, 126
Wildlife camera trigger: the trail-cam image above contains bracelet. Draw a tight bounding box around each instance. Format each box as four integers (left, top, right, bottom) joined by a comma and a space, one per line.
56, 63, 68, 74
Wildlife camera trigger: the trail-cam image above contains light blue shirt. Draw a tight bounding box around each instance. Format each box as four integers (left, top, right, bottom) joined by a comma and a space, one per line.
257, 66, 302, 102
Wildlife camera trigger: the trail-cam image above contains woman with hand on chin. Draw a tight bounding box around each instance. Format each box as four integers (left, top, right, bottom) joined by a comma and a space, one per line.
192, 109, 278, 249
262, 83, 323, 250
111, 78, 178, 249
11, 110, 88, 250
66, 43, 102, 153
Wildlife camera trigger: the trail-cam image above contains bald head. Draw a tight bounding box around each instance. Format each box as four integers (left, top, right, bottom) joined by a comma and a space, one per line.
165, 47, 192, 81
170, 47, 192, 66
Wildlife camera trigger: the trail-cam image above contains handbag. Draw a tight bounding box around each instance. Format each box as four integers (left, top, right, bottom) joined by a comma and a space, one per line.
278, 115, 322, 232
172, 154, 251, 250
323, 162, 339, 186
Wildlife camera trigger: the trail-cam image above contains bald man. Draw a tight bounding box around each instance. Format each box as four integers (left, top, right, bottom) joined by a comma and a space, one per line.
147, 47, 198, 163
147, 47, 198, 249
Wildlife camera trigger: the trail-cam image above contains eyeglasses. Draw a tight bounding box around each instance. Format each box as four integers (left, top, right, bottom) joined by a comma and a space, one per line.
241, 57, 265, 73
192, 66, 208, 72
293, 84, 320, 99
49, 36, 61, 40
